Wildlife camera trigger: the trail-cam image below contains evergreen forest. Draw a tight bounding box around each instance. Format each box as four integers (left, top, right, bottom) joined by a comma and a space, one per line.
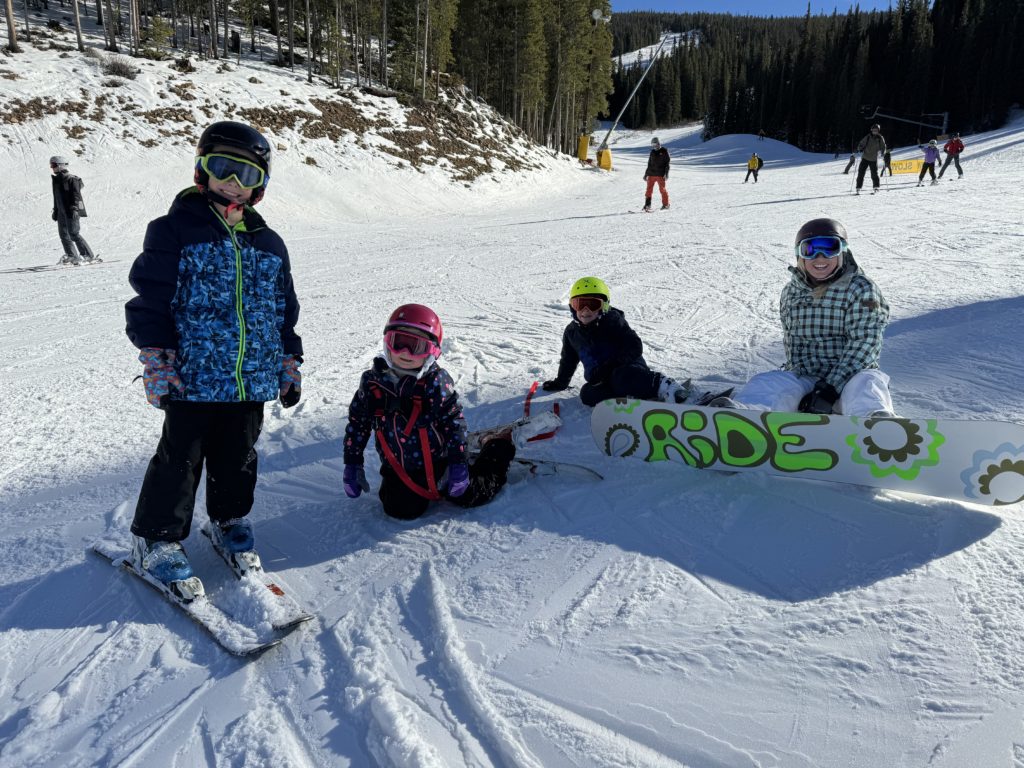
609, 0, 1024, 152
3, 0, 1021, 154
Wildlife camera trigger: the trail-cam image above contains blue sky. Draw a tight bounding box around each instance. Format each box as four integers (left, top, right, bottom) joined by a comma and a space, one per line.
610, 1, 898, 15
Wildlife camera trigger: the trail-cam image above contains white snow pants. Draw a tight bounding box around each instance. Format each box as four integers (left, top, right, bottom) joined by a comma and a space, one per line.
732, 369, 894, 417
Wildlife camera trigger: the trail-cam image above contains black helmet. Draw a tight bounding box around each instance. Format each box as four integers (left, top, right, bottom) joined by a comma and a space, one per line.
195, 121, 272, 204
795, 218, 847, 245
870, 123, 880, 131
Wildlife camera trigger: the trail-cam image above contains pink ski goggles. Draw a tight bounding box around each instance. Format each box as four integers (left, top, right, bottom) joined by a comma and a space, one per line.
384, 329, 440, 359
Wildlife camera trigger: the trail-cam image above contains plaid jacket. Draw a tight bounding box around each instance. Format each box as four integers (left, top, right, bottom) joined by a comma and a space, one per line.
780, 253, 889, 391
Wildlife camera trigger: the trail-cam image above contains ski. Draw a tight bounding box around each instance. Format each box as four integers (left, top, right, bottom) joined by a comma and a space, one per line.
91, 539, 282, 657
0, 258, 114, 274
199, 524, 314, 632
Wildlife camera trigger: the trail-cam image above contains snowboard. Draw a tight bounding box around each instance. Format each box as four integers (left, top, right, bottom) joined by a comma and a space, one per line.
591, 398, 1024, 506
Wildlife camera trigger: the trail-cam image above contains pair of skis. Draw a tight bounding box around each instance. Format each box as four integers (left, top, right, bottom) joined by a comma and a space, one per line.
92, 524, 312, 657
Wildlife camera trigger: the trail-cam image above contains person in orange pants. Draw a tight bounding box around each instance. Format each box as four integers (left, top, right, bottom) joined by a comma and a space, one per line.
642, 137, 670, 211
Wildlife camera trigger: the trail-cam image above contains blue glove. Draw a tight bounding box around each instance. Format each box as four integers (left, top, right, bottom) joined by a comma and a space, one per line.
343, 464, 369, 498
447, 463, 470, 497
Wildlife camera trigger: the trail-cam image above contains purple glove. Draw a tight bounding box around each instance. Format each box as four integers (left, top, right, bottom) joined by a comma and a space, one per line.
447, 463, 470, 497
280, 354, 302, 408
343, 464, 369, 498
138, 347, 182, 409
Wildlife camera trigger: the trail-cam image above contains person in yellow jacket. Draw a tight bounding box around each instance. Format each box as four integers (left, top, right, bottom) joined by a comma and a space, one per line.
744, 152, 761, 183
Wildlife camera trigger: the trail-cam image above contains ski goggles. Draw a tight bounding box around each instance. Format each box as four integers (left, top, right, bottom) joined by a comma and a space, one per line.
796, 236, 847, 260
384, 329, 440, 359
197, 153, 266, 189
570, 295, 605, 312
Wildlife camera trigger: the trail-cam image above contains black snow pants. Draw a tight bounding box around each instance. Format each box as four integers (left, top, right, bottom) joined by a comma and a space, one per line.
856, 159, 880, 190
56, 211, 94, 261
378, 437, 516, 520
132, 401, 265, 542
579, 361, 661, 407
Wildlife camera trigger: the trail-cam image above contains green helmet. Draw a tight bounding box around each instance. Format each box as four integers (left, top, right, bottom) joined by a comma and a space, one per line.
570, 276, 611, 311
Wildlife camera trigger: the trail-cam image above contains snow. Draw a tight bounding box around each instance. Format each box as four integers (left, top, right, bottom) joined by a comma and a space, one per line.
4, 26, 1024, 768
616, 32, 697, 69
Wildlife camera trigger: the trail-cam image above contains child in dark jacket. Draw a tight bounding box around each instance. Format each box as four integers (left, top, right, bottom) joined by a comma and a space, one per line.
343, 304, 516, 521
123, 121, 302, 600
541, 277, 697, 407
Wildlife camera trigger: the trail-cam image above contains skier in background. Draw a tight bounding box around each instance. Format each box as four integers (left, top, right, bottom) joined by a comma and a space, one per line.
124, 121, 303, 598
843, 152, 857, 174
541, 277, 708, 407
938, 132, 965, 179
855, 124, 887, 194
744, 153, 761, 183
342, 304, 516, 521
917, 140, 943, 186
642, 137, 670, 211
712, 218, 894, 418
50, 156, 97, 265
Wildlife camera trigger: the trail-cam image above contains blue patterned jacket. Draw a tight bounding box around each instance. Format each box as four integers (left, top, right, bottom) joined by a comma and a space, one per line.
125, 188, 302, 402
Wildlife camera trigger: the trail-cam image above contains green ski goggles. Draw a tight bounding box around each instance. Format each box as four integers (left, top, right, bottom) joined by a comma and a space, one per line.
197, 153, 267, 189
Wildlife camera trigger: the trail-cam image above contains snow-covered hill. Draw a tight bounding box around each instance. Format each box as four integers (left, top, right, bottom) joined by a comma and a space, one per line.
4, 21, 1024, 767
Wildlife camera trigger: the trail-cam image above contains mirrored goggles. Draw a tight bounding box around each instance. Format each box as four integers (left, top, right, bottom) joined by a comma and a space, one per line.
570, 295, 605, 312
198, 153, 266, 189
384, 329, 439, 359
796, 236, 846, 260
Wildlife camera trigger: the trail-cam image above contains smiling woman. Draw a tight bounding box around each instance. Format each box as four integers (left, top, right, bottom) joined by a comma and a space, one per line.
715, 217, 896, 419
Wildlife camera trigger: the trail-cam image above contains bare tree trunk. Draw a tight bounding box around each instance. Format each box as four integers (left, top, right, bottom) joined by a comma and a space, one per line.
421, 0, 428, 99
287, 0, 293, 68
207, 0, 217, 58
72, 0, 85, 51
4, 0, 20, 51
222, 0, 227, 59
304, 0, 311, 81
103, 0, 118, 50
353, 2, 360, 86
21, 0, 31, 42
170, 0, 177, 48
380, 0, 386, 88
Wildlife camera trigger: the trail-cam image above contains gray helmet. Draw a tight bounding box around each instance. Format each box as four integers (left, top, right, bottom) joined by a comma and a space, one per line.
929, 139, 937, 146
651, 137, 660, 147
49, 156, 68, 166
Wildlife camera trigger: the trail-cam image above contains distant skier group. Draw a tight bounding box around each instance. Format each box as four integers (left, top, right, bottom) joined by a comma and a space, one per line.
842, 125, 966, 192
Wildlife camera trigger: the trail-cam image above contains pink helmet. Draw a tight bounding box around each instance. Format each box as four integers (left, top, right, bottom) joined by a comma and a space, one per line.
385, 304, 443, 344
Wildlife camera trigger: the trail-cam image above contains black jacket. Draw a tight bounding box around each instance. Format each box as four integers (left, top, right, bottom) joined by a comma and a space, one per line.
551, 307, 647, 386
52, 171, 87, 217
645, 147, 670, 178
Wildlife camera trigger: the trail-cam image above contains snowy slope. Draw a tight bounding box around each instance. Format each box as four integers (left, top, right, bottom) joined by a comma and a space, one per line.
616, 31, 697, 69
4, 28, 1024, 768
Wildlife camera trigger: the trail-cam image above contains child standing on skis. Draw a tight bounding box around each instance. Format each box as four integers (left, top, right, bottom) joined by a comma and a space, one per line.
715, 218, 894, 417
541, 277, 704, 407
343, 304, 516, 521
124, 121, 303, 599
917, 140, 942, 186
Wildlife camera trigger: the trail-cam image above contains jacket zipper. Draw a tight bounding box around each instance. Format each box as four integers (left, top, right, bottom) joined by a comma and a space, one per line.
215, 212, 247, 400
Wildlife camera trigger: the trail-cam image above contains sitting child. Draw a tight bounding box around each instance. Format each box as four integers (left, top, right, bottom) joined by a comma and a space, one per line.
343, 304, 516, 520
541, 276, 699, 407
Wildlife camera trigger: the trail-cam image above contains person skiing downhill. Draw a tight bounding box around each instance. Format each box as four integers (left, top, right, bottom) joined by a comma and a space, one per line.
343, 304, 517, 521
938, 132, 965, 179
713, 219, 895, 417
917, 140, 943, 186
124, 121, 303, 599
642, 137, 670, 211
541, 277, 704, 407
50, 156, 97, 265
855, 124, 887, 194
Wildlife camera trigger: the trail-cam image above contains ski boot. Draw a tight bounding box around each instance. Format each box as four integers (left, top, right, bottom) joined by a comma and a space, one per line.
657, 375, 692, 404
130, 536, 205, 602
661, 203, 670, 210
210, 518, 262, 574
